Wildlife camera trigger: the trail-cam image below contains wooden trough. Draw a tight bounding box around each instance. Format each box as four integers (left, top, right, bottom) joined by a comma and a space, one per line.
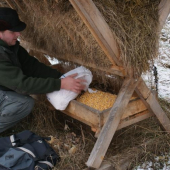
2, 0, 170, 169
64, 92, 153, 137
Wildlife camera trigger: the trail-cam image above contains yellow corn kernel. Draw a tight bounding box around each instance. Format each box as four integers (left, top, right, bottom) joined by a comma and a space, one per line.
76, 88, 117, 111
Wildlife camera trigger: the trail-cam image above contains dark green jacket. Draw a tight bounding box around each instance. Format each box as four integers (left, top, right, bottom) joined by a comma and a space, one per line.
0, 39, 62, 94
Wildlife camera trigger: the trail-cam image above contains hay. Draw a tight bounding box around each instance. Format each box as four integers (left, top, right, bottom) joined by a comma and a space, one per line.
23, 100, 96, 170
1, 97, 170, 170
1, 0, 161, 79
93, 0, 161, 77
0, 97, 168, 170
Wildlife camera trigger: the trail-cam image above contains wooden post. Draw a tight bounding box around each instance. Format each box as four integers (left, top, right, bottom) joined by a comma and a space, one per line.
158, 0, 170, 32
86, 78, 139, 168
136, 79, 170, 132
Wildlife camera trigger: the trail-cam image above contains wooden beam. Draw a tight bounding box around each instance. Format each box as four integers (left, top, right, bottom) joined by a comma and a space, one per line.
158, 0, 170, 32
117, 111, 153, 130
63, 100, 100, 129
69, 0, 122, 67
20, 40, 126, 76
102, 98, 147, 123
136, 78, 170, 132
83, 162, 114, 170
86, 77, 139, 168
135, 78, 151, 99
59, 55, 125, 76
61, 97, 148, 134
97, 163, 114, 170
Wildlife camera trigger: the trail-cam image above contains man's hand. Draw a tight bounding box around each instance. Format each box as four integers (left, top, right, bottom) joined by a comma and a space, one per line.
60, 73, 86, 93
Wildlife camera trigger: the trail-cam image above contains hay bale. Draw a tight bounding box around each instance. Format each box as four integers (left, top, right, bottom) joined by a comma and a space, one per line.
2, 0, 161, 78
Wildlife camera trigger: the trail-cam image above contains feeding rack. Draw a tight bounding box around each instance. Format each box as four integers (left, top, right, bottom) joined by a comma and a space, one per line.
1, 0, 170, 169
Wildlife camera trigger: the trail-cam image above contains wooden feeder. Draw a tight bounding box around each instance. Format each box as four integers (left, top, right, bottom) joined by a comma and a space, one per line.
2, 0, 170, 169
63, 90, 151, 137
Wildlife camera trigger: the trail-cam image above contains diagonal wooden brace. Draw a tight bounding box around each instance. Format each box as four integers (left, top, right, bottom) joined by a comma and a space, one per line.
135, 78, 170, 132
69, 0, 125, 75
86, 77, 140, 168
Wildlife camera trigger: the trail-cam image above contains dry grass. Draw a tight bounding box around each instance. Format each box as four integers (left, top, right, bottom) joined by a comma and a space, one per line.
17, 101, 96, 170
93, 0, 161, 77
1, 0, 161, 78
1, 96, 169, 170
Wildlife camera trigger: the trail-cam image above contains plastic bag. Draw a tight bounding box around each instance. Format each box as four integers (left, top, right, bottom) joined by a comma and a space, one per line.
46, 66, 92, 110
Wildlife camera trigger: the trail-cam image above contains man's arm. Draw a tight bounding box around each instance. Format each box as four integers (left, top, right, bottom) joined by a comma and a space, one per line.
0, 60, 61, 94
18, 46, 62, 79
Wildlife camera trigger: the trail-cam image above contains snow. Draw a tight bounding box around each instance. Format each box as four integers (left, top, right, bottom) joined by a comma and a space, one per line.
134, 155, 170, 170
157, 19, 170, 101
133, 16, 170, 170
44, 54, 59, 65
142, 16, 170, 102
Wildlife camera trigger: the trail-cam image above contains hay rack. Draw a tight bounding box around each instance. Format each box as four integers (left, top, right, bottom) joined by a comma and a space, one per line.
1, 0, 170, 169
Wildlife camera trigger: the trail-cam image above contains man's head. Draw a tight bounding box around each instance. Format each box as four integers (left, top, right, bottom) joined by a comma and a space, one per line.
0, 7, 26, 46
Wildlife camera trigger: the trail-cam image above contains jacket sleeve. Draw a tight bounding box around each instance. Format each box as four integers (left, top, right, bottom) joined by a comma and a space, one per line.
0, 59, 61, 94
18, 46, 62, 79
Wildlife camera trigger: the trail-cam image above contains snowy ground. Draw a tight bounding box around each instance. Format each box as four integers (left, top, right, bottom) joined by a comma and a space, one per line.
133, 16, 170, 170
157, 23, 170, 102
143, 15, 170, 102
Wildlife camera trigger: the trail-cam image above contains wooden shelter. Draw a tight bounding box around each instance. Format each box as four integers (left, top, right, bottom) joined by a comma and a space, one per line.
1, 0, 170, 169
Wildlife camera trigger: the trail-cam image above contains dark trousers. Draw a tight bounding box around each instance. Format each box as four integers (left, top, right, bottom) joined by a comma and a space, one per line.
0, 90, 35, 133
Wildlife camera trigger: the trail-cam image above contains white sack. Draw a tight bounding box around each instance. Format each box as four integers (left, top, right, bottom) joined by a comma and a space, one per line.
46, 66, 92, 110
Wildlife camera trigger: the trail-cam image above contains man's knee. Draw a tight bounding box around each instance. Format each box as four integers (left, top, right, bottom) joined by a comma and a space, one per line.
0, 91, 35, 118
22, 96, 35, 116
0, 95, 35, 133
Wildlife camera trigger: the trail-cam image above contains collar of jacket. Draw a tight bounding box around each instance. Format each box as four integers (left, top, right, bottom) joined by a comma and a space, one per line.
0, 39, 20, 54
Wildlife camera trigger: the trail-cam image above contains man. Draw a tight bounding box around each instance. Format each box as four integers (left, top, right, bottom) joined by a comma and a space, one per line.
0, 7, 85, 133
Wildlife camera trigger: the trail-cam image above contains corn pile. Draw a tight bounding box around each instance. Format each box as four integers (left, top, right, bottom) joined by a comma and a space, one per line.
76, 89, 117, 111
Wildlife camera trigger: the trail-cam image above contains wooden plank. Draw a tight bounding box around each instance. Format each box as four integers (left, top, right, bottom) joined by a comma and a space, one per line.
62, 98, 147, 133
54, 54, 125, 76
121, 99, 147, 119
84, 162, 114, 170
97, 163, 114, 170
63, 100, 100, 129
136, 79, 170, 132
86, 77, 139, 168
102, 98, 147, 125
69, 0, 122, 67
136, 78, 150, 99
117, 111, 153, 130
158, 0, 170, 32
95, 99, 148, 137
146, 93, 170, 132
20, 40, 125, 76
